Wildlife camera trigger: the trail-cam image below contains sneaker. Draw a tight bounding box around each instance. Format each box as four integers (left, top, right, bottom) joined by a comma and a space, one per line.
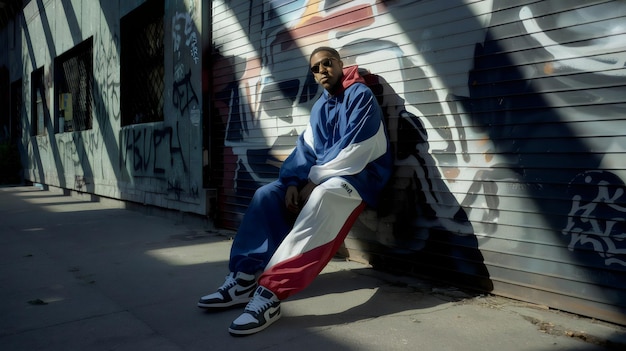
228, 286, 281, 336
197, 272, 257, 309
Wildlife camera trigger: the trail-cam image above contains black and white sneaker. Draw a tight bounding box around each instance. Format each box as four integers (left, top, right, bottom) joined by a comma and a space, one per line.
228, 286, 281, 336
197, 272, 257, 309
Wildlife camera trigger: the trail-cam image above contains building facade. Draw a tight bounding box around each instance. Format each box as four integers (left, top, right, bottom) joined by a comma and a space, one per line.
1, 0, 625, 325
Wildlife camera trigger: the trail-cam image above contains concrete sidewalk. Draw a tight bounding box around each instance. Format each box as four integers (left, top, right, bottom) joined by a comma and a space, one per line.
1, 185, 624, 351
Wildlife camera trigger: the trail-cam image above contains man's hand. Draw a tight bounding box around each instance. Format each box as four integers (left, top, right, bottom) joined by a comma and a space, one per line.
285, 186, 300, 214
298, 181, 317, 206
285, 181, 318, 214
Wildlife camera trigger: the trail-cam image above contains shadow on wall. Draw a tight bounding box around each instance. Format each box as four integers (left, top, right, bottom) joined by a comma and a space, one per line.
348, 71, 494, 293
455, 3, 626, 312
460, 2, 626, 270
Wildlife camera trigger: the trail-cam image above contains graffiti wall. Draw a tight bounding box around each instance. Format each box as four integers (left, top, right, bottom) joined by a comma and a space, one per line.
3, 0, 624, 326
10, 0, 206, 213
210, 0, 626, 325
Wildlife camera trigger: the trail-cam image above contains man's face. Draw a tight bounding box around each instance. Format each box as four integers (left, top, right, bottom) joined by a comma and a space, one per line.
310, 51, 344, 93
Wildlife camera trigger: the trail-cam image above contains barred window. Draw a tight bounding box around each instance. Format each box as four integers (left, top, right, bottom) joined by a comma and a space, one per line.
55, 37, 93, 133
31, 67, 46, 136
120, 0, 165, 126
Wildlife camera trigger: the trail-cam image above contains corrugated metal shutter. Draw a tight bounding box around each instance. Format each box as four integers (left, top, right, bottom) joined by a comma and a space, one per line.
210, 0, 626, 325
211, 0, 322, 228
461, 0, 626, 325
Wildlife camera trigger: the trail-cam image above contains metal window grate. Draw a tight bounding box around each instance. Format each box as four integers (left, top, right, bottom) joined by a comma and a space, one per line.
31, 67, 45, 136
120, 0, 165, 126
56, 38, 93, 132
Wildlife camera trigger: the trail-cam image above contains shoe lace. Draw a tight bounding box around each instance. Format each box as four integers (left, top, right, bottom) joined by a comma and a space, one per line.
245, 293, 273, 313
218, 274, 237, 292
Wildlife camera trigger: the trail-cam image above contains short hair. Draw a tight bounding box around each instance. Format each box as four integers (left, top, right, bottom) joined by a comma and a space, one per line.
309, 46, 341, 63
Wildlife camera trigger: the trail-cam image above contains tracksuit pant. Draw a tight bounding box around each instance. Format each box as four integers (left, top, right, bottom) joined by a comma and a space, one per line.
229, 177, 365, 300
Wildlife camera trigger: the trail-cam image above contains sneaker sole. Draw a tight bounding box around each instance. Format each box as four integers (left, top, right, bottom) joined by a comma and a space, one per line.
197, 299, 250, 309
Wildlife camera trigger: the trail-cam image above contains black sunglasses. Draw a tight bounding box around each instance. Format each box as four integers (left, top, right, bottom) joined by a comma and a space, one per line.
310, 58, 336, 74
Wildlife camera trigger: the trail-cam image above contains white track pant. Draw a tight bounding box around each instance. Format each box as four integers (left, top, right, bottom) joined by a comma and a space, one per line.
257, 177, 365, 300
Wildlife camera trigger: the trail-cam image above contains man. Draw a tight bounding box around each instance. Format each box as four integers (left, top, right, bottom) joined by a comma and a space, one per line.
198, 46, 393, 336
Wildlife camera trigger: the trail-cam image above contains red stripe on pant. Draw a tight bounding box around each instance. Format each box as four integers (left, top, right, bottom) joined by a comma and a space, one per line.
258, 202, 366, 300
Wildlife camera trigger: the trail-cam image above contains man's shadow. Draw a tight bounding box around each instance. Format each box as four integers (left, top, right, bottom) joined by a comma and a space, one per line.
278, 70, 494, 328
347, 71, 494, 293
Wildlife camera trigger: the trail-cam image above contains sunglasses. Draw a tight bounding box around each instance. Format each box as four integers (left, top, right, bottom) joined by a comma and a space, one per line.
310, 58, 336, 74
